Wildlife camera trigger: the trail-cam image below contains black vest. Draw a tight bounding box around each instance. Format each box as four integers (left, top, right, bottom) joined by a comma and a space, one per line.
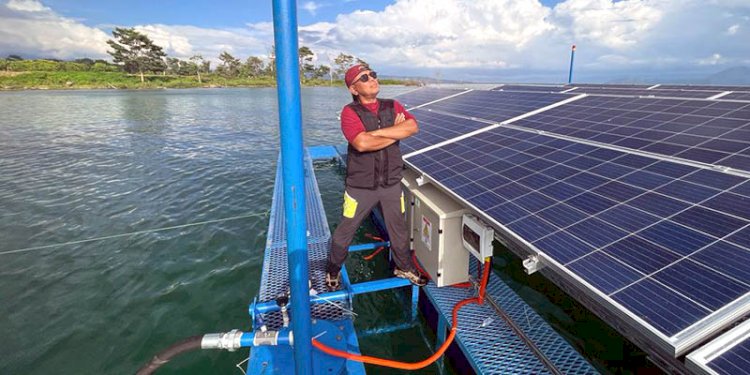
345, 99, 404, 189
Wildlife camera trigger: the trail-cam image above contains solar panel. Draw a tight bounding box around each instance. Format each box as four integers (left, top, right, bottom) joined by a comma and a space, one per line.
492, 84, 568, 93
395, 87, 468, 108
510, 95, 750, 172
400, 109, 490, 154
404, 126, 750, 356
724, 92, 750, 101
687, 319, 750, 375
658, 84, 750, 92
420, 90, 573, 123
571, 87, 722, 99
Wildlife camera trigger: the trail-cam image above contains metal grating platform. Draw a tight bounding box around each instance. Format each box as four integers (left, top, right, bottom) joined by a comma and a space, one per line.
266, 153, 331, 251
424, 257, 599, 374
257, 151, 347, 331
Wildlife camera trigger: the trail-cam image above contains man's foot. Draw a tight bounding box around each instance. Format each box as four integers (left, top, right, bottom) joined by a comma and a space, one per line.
325, 271, 341, 291
394, 268, 428, 287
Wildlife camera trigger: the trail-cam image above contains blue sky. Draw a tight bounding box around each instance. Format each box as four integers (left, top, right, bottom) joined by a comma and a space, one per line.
1, 0, 748, 83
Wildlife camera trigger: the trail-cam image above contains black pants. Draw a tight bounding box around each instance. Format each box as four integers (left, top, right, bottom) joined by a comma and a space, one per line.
327, 183, 413, 275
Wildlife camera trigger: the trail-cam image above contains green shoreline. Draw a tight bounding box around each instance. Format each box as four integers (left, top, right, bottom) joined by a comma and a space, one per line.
0, 71, 418, 91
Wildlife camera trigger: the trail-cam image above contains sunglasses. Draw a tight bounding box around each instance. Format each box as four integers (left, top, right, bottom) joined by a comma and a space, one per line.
357, 71, 378, 83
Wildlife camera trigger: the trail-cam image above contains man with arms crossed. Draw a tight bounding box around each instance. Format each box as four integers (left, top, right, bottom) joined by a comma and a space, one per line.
326, 64, 428, 291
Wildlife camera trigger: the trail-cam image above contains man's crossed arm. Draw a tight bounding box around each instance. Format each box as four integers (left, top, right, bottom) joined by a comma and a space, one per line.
350, 113, 419, 152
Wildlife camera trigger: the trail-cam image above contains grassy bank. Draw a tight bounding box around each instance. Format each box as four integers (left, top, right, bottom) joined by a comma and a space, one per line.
0, 71, 416, 90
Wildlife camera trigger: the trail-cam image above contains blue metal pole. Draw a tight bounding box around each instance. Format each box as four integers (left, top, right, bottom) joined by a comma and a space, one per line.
271, 1, 312, 374
568, 44, 576, 84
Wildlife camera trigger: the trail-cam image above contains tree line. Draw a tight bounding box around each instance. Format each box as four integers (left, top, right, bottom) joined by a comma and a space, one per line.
1, 28, 366, 85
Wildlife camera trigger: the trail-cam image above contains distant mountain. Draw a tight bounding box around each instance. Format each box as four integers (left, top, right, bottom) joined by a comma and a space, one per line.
702, 66, 750, 85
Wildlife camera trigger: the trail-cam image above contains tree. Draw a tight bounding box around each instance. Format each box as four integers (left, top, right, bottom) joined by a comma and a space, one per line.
243, 56, 264, 78
264, 45, 276, 77
355, 57, 369, 69
165, 57, 181, 75
106, 27, 167, 83
216, 51, 241, 78
7, 55, 23, 61
298, 46, 315, 81
313, 65, 330, 80
333, 53, 353, 79
189, 55, 205, 83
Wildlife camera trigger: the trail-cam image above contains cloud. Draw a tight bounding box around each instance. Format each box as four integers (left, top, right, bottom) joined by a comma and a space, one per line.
1, 0, 750, 81
699, 53, 724, 65
6, 0, 49, 12
0, 0, 110, 59
300, 0, 750, 79
550, 0, 663, 49
132, 24, 272, 62
302, 1, 321, 16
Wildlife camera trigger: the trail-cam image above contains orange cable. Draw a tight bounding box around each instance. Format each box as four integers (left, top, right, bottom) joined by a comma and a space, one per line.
312, 259, 492, 370
363, 246, 385, 261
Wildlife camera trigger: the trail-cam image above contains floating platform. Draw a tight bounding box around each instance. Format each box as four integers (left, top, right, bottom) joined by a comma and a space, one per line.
247, 146, 598, 374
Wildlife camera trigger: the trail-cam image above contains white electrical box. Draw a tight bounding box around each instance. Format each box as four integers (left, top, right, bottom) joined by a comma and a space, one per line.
462, 214, 494, 260
402, 170, 469, 287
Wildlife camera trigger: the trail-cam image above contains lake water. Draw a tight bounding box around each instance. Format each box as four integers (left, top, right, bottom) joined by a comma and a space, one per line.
0, 87, 656, 374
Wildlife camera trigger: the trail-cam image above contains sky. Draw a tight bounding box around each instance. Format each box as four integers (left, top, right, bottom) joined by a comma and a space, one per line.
1, 0, 749, 83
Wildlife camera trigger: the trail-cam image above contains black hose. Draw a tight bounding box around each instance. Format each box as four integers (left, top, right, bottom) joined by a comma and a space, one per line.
136, 335, 204, 375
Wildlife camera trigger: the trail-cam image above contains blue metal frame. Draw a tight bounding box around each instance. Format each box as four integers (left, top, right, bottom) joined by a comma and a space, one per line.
271, 1, 312, 373
252, 277, 412, 315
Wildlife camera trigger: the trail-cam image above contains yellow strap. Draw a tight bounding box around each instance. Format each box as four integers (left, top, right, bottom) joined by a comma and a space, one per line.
343, 191, 358, 218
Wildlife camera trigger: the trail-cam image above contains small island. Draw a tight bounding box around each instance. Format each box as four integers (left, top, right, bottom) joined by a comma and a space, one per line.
0, 28, 416, 90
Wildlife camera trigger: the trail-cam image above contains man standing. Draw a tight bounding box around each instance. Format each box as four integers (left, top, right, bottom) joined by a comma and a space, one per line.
326, 64, 428, 291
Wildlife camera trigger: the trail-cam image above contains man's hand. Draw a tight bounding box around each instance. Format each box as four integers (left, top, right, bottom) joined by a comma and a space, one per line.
394, 112, 405, 125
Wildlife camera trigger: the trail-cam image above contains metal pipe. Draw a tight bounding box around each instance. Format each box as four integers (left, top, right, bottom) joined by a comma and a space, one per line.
271, 1, 312, 374
568, 44, 576, 84
348, 241, 390, 252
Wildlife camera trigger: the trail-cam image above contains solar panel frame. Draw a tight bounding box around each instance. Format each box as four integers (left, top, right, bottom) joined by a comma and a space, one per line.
686, 319, 750, 375
403, 125, 750, 357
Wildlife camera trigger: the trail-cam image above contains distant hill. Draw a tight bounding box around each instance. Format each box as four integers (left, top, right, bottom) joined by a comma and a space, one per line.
703, 66, 750, 85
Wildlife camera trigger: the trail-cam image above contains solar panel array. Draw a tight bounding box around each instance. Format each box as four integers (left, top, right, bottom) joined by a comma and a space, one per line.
512, 95, 750, 172
396, 86, 750, 361
687, 319, 750, 375
492, 83, 750, 101
399, 109, 489, 154
492, 84, 567, 93
725, 92, 750, 101
657, 84, 750, 92
395, 87, 468, 108
420, 90, 568, 123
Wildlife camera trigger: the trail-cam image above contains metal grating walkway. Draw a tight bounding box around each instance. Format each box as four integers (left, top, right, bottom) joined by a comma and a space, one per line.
257, 151, 347, 330
424, 257, 599, 374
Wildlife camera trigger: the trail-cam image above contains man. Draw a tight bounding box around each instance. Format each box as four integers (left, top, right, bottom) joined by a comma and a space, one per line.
326, 64, 428, 291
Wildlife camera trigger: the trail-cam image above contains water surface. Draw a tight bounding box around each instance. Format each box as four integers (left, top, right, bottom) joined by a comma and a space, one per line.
0, 87, 654, 374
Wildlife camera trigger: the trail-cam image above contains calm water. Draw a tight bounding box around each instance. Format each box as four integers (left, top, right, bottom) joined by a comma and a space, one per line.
0, 87, 655, 374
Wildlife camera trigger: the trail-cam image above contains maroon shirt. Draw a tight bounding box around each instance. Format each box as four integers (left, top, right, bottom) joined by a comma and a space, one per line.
340, 99, 415, 143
